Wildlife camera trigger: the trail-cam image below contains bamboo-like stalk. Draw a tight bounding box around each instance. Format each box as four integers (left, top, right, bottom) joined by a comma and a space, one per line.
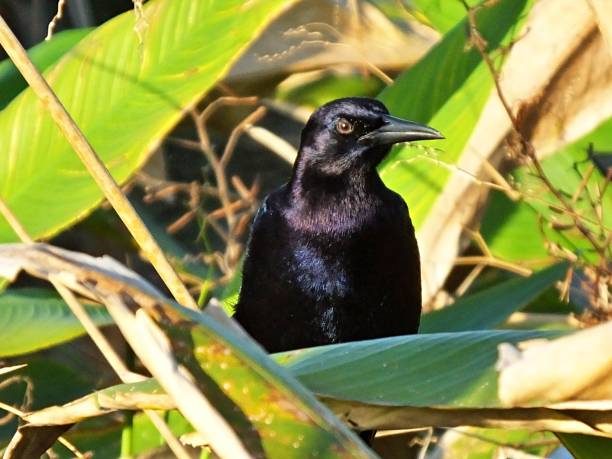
0, 14, 197, 311
0, 197, 193, 459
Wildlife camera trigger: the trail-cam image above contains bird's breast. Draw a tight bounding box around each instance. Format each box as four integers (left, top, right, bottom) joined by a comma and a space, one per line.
290, 242, 351, 301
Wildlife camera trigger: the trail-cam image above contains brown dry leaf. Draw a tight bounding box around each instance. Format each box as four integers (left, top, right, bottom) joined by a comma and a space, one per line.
498, 321, 612, 406
22, 386, 174, 426
325, 399, 612, 438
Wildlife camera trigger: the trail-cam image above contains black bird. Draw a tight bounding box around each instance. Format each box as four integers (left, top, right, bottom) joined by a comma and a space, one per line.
234, 97, 443, 353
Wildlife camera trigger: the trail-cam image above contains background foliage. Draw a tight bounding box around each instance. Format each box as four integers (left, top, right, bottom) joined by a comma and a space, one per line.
0, 0, 610, 458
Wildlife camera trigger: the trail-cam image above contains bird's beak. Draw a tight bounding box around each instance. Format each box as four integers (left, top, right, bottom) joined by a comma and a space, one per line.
358, 114, 444, 146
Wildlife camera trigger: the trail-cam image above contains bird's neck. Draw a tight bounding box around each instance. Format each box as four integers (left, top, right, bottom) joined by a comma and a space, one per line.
288, 162, 386, 218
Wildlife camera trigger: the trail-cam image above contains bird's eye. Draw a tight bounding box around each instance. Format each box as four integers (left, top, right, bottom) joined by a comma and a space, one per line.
335, 118, 354, 135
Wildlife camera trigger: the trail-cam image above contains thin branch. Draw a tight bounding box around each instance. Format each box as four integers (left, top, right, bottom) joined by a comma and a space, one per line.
221, 106, 267, 167
455, 264, 485, 297
397, 152, 609, 230
46, 0, 66, 41
454, 256, 533, 277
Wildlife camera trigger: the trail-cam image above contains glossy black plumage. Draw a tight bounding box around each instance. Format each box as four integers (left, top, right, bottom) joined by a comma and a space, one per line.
234, 97, 442, 353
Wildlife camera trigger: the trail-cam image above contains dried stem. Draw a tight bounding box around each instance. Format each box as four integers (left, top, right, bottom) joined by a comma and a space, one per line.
221, 106, 267, 167
46, 0, 66, 41
454, 255, 533, 277
182, 96, 264, 281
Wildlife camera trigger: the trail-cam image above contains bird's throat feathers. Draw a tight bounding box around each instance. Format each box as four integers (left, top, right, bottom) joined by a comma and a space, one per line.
287, 162, 387, 234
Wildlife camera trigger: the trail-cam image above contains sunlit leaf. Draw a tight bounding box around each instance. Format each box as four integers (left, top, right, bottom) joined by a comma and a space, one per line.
0, 0, 295, 243
410, 0, 479, 33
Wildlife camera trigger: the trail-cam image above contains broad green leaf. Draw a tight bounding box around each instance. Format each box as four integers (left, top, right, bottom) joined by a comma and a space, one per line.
379, 0, 533, 229
31, 328, 612, 445
283, 330, 562, 408
481, 117, 612, 264
24, 331, 573, 436
420, 263, 568, 333
557, 433, 612, 459
0, 288, 112, 357
0, 0, 295, 242
0, 29, 91, 110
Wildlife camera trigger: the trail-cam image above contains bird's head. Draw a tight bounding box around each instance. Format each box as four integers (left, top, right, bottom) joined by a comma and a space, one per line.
295, 97, 443, 178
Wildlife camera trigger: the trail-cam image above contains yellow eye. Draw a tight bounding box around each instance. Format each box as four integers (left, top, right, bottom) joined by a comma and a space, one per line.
335, 118, 354, 135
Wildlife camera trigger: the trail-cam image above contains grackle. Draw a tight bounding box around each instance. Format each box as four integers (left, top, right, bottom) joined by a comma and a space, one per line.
234, 97, 443, 353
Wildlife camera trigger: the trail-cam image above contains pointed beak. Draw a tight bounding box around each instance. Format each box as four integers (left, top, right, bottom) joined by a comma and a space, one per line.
358, 114, 444, 146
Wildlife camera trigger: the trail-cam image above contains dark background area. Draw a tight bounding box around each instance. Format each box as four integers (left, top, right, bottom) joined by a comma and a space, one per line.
0, 0, 131, 57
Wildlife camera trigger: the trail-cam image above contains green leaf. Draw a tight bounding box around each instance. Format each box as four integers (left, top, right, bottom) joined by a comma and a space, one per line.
0, 29, 91, 110
378, 0, 533, 230
283, 330, 563, 408
557, 433, 612, 459
0, 0, 294, 243
481, 117, 612, 264
420, 263, 568, 333
0, 288, 112, 357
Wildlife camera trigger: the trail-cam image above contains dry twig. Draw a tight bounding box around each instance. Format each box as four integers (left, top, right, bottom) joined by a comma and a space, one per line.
46, 0, 66, 41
